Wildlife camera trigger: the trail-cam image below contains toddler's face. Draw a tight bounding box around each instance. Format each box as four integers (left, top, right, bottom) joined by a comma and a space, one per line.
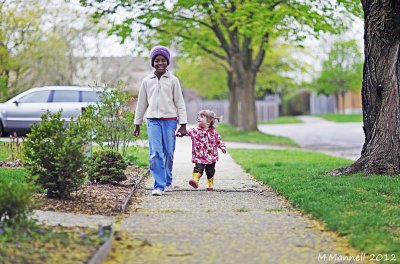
197, 113, 211, 129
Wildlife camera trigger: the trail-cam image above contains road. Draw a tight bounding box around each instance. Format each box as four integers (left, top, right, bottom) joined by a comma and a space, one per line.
258, 116, 365, 161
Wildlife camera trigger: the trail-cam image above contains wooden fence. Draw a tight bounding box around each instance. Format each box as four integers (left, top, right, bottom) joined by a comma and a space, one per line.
185, 95, 280, 124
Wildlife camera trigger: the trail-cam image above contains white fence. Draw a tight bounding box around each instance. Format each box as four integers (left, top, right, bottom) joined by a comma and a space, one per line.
309, 93, 337, 115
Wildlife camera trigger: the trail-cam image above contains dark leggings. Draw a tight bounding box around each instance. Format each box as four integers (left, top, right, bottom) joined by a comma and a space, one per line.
193, 162, 216, 179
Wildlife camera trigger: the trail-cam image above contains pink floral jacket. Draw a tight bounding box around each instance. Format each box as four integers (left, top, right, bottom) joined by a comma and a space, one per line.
187, 127, 226, 164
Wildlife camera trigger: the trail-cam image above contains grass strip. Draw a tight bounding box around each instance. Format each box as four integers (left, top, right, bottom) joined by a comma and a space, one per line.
316, 114, 362, 123
229, 148, 400, 256
217, 123, 299, 147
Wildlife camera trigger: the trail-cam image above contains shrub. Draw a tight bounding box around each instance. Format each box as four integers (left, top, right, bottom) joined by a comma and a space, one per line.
23, 111, 90, 198
81, 83, 139, 157
0, 181, 36, 223
86, 149, 127, 183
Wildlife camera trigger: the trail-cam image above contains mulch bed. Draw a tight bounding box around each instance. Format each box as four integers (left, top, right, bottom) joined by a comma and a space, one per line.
31, 166, 149, 216
0, 159, 23, 167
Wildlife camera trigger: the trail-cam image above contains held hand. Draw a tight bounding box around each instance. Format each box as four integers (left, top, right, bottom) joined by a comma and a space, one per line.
176, 124, 187, 137
133, 125, 140, 137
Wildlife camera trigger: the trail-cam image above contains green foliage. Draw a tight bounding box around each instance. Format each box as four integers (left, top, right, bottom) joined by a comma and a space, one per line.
0, 168, 28, 184
230, 148, 400, 257
0, 181, 36, 223
176, 43, 309, 100
0, 1, 44, 95
82, 0, 361, 54
23, 111, 90, 198
86, 149, 127, 183
281, 89, 310, 116
82, 83, 137, 157
81, 0, 362, 130
0, 75, 8, 102
256, 43, 311, 98
176, 57, 228, 99
309, 39, 363, 96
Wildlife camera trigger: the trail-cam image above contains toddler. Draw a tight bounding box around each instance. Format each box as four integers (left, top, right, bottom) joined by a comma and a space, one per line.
185, 110, 226, 190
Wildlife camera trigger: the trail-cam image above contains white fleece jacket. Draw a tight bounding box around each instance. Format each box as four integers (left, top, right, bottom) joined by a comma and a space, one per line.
134, 70, 188, 125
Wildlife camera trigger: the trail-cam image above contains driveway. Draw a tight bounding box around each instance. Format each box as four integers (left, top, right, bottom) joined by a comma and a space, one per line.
258, 116, 365, 161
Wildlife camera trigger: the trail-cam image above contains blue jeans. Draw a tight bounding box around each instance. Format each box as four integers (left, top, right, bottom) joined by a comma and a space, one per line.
147, 119, 177, 191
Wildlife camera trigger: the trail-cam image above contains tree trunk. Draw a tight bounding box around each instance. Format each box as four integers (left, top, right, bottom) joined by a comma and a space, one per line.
228, 50, 258, 131
235, 72, 257, 131
331, 0, 400, 176
341, 89, 346, 114
228, 71, 239, 126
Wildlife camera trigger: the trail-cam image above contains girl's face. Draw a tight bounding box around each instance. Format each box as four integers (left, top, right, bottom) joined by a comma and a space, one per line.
153, 55, 168, 74
197, 113, 211, 129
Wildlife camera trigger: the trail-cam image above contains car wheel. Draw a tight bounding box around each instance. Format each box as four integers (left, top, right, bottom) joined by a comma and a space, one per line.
0, 120, 4, 137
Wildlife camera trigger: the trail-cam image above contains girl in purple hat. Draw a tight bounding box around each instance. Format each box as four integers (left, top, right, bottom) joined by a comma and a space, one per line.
134, 45, 188, 196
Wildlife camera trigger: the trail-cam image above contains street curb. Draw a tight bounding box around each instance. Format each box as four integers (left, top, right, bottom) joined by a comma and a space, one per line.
87, 223, 115, 264
88, 169, 149, 263
116, 168, 149, 213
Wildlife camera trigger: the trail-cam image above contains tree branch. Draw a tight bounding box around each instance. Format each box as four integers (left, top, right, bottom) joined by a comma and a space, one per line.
202, 2, 231, 58
136, 20, 227, 60
252, 33, 269, 72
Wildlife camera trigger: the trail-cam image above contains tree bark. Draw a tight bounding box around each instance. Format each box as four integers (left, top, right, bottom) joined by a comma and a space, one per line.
235, 70, 257, 131
228, 71, 239, 126
331, 0, 400, 176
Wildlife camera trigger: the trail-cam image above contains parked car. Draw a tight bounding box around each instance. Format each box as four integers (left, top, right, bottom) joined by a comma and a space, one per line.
0, 86, 101, 136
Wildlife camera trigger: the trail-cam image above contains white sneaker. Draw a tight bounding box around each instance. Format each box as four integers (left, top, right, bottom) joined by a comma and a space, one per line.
164, 185, 174, 192
151, 189, 163, 196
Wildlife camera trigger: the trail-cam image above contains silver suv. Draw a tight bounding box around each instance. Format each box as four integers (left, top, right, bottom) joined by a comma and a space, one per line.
0, 86, 100, 136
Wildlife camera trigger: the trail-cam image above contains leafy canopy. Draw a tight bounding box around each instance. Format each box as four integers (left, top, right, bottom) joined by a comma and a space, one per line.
80, 0, 363, 60
310, 39, 363, 96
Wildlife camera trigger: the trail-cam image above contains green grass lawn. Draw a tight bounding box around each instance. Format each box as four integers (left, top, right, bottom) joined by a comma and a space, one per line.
126, 146, 149, 167
317, 113, 363, 122
0, 142, 11, 161
0, 168, 28, 183
259, 116, 303, 124
229, 148, 400, 256
0, 141, 24, 161
217, 123, 299, 147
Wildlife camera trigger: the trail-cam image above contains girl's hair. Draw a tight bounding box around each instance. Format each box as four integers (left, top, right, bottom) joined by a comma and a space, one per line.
199, 110, 222, 128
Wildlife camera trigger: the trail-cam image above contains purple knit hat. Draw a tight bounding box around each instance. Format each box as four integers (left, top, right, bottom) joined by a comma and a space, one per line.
150, 46, 170, 67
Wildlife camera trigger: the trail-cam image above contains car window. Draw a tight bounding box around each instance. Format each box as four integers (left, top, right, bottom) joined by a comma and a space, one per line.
19, 90, 51, 103
81, 91, 100, 102
53, 90, 80, 102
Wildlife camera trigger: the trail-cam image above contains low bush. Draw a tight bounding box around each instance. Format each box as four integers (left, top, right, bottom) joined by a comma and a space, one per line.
86, 149, 127, 183
23, 111, 90, 198
0, 181, 36, 223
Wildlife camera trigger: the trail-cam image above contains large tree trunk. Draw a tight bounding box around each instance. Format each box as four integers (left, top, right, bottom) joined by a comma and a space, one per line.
235, 71, 257, 131
331, 0, 400, 176
228, 48, 258, 131
228, 71, 239, 126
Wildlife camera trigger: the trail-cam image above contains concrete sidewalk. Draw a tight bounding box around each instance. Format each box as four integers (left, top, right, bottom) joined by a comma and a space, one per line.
114, 137, 362, 264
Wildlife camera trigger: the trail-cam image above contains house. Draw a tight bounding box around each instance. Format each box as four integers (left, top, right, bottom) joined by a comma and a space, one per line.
73, 56, 176, 95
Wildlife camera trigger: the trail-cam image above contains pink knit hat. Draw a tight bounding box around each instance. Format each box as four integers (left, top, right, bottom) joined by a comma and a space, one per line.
150, 46, 170, 67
